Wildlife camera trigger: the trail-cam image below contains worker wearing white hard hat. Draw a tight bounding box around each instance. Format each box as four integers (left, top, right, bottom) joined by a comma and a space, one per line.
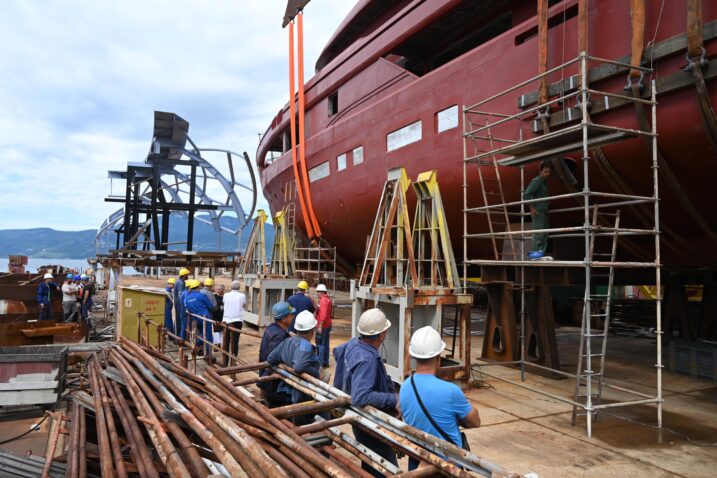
37, 272, 59, 321
333, 308, 399, 476
266, 310, 323, 425
400, 326, 481, 470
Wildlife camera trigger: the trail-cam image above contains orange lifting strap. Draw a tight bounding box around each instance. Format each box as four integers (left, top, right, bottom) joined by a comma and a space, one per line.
537, 0, 549, 105
287, 14, 321, 239
288, 21, 315, 238
629, 0, 645, 78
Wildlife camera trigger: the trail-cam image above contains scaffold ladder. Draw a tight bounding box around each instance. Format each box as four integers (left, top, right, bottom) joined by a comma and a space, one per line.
469, 121, 516, 260
572, 207, 621, 424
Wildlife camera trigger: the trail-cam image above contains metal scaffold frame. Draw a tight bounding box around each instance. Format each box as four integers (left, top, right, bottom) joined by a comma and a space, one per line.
462, 52, 662, 437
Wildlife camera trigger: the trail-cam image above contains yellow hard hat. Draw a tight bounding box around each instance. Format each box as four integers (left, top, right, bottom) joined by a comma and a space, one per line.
188, 279, 200, 289
297, 280, 309, 291
179, 268, 190, 276
167, 278, 176, 284
204, 278, 214, 287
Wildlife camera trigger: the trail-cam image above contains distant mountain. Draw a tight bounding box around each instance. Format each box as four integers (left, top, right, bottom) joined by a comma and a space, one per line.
0, 228, 97, 259
0, 216, 273, 260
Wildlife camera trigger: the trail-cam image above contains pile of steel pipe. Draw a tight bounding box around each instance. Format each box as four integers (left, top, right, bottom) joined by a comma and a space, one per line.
54, 339, 525, 477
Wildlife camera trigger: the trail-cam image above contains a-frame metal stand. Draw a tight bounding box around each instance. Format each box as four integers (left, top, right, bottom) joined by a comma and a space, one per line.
352, 167, 472, 384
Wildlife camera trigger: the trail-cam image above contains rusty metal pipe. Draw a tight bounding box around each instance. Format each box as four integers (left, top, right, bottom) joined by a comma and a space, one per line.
204, 368, 352, 478
206, 399, 280, 441
78, 405, 87, 478
293, 416, 355, 436
275, 442, 329, 478
390, 466, 442, 478
215, 361, 269, 375
111, 348, 208, 477
94, 362, 128, 478
109, 350, 192, 477
88, 359, 115, 477
104, 372, 151, 478
108, 380, 159, 478
58, 408, 74, 478
321, 446, 375, 478
231, 373, 280, 387
128, 355, 252, 478
121, 339, 285, 478
259, 443, 312, 478
270, 397, 351, 419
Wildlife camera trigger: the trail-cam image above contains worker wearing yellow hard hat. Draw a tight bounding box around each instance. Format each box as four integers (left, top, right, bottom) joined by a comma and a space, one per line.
287, 279, 315, 333
175, 268, 192, 341
165, 277, 176, 335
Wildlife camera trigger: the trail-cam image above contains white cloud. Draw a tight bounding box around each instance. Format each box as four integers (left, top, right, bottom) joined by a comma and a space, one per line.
0, 0, 355, 231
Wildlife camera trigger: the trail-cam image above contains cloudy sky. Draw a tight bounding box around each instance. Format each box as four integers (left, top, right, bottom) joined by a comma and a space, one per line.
0, 0, 355, 231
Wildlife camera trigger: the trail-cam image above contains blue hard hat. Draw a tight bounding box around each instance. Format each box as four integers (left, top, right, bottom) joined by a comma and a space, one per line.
80, 274, 89, 280
73, 274, 81, 281
272, 301, 295, 320
66, 273, 74, 279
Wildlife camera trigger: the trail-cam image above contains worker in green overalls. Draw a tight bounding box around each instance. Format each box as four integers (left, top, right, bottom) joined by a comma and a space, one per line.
523, 160, 551, 259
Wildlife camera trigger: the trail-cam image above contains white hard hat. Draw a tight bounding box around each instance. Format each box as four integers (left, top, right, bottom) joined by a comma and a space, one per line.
43, 273, 53, 279
316, 284, 327, 292
409, 326, 446, 359
357, 308, 391, 335
294, 310, 317, 331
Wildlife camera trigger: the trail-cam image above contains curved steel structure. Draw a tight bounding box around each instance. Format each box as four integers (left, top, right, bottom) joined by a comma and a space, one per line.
95, 112, 257, 252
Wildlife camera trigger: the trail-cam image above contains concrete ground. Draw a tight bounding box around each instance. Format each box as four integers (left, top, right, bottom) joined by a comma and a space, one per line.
2, 275, 714, 477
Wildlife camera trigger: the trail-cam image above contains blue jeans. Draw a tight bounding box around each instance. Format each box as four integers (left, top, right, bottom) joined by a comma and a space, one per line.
177, 306, 187, 340
164, 306, 175, 336
81, 299, 92, 323
316, 326, 332, 366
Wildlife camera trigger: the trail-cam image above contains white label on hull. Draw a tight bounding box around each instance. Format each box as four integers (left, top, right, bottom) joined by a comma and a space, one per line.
309, 161, 330, 183
387, 120, 422, 152
353, 146, 364, 165
437, 105, 459, 133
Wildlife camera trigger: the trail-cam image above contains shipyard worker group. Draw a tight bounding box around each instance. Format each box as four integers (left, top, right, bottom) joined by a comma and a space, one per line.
37, 271, 96, 327
163, 272, 480, 473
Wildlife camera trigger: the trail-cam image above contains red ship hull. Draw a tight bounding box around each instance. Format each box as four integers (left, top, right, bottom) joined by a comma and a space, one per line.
257, 0, 717, 269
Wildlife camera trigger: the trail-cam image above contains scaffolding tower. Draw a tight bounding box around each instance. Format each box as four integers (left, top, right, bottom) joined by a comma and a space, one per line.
463, 52, 662, 437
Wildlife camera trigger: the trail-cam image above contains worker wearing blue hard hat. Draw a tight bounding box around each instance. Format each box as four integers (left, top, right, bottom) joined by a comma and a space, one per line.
257, 301, 295, 407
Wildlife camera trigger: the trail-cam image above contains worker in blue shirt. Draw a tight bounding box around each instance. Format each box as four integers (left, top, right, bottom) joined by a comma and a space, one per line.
267, 310, 322, 425
185, 279, 214, 359
287, 280, 314, 332
164, 278, 176, 336
400, 326, 481, 470
174, 268, 190, 340
333, 308, 399, 477
37, 273, 59, 321
258, 301, 295, 407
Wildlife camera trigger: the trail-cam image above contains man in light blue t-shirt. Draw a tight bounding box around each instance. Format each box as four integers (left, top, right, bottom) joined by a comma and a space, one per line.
400, 326, 481, 470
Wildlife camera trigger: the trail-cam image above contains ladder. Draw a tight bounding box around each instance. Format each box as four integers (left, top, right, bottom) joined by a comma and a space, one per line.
571, 207, 621, 426
238, 210, 268, 276
468, 119, 516, 260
